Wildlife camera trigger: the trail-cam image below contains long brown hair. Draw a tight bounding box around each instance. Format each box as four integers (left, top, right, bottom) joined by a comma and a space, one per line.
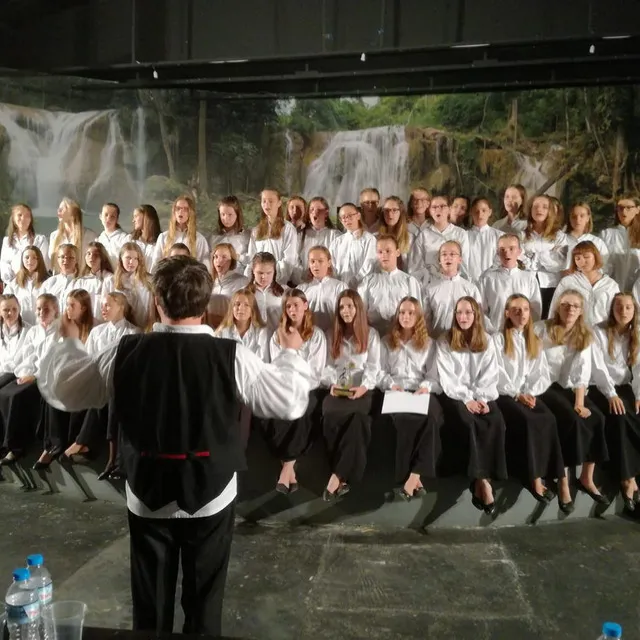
255, 188, 285, 240
163, 195, 198, 257
114, 242, 151, 291
105, 291, 136, 326
279, 289, 314, 342
606, 292, 639, 367
525, 195, 562, 240
545, 289, 592, 351
569, 241, 603, 274
499, 184, 527, 221
15, 246, 48, 288
379, 196, 410, 255
210, 243, 238, 283
627, 209, 640, 249
502, 294, 541, 360
330, 289, 369, 360
305, 245, 334, 281
6, 203, 35, 247
303, 197, 335, 230
66, 288, 94, 343
448, 296, 488, 353
407, 187, 431, 221
218, 289, 265, 331
217, 196, 244, 234
386, 297, 429, 351
80, 241, 114, 277
131, 204, 161, 244
51, 198, 83, 272
567, 202, 594, 234
245, 252, 284, 296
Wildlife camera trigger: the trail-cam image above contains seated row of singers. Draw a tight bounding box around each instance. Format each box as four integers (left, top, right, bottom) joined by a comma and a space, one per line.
3, 192, 638, 302
2, 281, 640, 517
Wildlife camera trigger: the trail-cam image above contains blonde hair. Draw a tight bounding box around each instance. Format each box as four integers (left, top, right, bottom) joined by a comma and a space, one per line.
502, 294, 541, 360
606, 292, 639, 367
105, 291, 136, 325
15, 246, 48, 288
568, 202, 594, 234
525, 195, 562, 241
386, 297, 429, 351
6, 203, 35, 247
218, 288, 265, 331
51, 198, 83, 272
305, 245, 334, 281
114, 242, 151, 291
545, 289, 592, 351
448, 296, 488, 353
379, 196, 410, 255
256, 188, 285, 240
163, 195, 198, 257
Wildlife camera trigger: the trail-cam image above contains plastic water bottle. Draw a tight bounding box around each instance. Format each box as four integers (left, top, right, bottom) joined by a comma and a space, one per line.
599, 622, 622, 639
4, 569, 40, 640
26, 555, 52, 607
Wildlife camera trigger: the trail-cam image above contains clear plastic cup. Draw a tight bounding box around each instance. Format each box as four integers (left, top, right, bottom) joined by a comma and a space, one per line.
41, 601, 87, 640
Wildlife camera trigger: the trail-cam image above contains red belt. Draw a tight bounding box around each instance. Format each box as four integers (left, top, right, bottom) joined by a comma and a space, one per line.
140, 451, 210, 460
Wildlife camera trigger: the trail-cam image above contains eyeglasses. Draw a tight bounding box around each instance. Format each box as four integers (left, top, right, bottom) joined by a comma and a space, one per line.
361, 200, 379, 207
560, 303, 582, 311
383, 208, 400, 215
617, 204, 637, 211
431, 204, 448, 211
413, 198, 430, 204
340, 213, 359, 222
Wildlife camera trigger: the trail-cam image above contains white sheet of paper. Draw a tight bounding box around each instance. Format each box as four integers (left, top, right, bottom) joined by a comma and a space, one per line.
381, 390, 430, 415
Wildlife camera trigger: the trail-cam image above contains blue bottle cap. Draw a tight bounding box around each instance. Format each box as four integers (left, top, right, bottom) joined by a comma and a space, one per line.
12, 568, 30, 582
26, 554, 43, 567
603, 622, 622, 638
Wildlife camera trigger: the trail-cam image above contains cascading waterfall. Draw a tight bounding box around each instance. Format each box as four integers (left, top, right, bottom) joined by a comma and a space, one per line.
513, 145, 564, 198
284, 130, 294, 195
0, 103, 144, 217
303, 125, 409, 212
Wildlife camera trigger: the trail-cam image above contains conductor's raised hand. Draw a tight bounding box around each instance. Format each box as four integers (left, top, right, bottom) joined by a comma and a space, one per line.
59, 313, 80, 340
278, 325, 303, 352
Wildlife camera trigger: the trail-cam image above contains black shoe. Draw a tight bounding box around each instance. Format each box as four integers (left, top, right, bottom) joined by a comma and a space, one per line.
398, 488, 412, 502
322, 488, 337, 503
0, 468, 5, 481
275, 482, 290, 495
336, 483, 350, 498
576, 480, 611, 506
414, 487, 427, 497
289, 483, 299, 494
0, 451, 19, 467
483, 502, 496, 516
622, 495, 636, 512
68, 453, 93, 466
108, 467, 125, 481
559, 499, 575, 515
469, 482, 483, 511
98, 464, 115, 481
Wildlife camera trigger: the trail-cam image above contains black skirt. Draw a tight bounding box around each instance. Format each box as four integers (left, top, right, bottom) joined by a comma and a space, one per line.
497, 395, 565, 482
439, 396, 508, 480
261, 389, 322, 461
322, 390, 375, 483
74, 405, 110, 453
589, 385, 640, 480
388, 394, 444, 483
539, 383, 608, 467
40, 406, 86, 451
0, 379, 42, 453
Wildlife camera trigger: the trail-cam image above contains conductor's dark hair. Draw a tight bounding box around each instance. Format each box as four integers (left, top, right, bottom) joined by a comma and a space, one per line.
152, 256, 212, 321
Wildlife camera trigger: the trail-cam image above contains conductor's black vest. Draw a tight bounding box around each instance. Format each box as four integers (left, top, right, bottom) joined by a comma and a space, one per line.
113, 332, 245, 514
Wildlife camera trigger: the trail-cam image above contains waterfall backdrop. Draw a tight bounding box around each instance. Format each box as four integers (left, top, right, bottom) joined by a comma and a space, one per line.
0, 79, 637, 234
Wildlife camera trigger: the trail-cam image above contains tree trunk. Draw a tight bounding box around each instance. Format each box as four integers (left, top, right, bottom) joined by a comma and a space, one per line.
197, 99, 208, 198
157, 110, 176, 181
564, 90, 570, 146
611, 123, 627, 198
511, 97, 518, 147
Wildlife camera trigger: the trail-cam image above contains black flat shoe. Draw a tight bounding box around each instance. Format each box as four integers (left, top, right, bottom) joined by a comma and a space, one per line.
32, 460, 52, 471
414, 487, 427, 497
322, 488, 337, 503
0, 451, 19, 467
98, 464, 115, 481
622, 495, 636, 512
576, 480, 611, 506
559, 499, 575, 515
289, 483, 299, 494
398, 488, 413, 502
633, 490, 640, 504
336, 483, 350, 498
469, 482, 483, 511
0, 468, 5, 481
108, 467, 125, 481
275, 482, 290, 495
483, 502, 496, 516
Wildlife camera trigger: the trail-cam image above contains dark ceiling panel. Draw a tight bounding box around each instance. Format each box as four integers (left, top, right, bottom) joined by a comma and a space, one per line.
395, 0, 458, 48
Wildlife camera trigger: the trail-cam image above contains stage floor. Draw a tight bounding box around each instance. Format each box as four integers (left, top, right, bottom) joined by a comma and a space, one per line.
1, 483, 637, 639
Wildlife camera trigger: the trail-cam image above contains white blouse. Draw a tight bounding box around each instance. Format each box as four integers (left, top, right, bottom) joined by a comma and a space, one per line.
270, 325, 326, 390
85, 318, 140, 355
329, 230, 377, 289
408, 224, 470, 277
252, 285, 286, 333
246, 221, 298, 285
535, 321, 591, 389
493, 331, 551, 398
0, 233, 50, 283
467, 225, 503, 282
49, 227, 97, 270
321, 327, 381, 390
422, 273, 483, 338
549, 272, 619, 327
520, 230, 568, 288
297, 276, 347, 332
209, 230, 251, 275
215, 324, 270, 362
295, 227, 343, 283
591, 325, 640, 400
407, 219, 430, 238
4, 277, 47, 326
492, 217, 527, 235
128, 238, 156, 273
13, 321, 60, 378
379, 336, 441, 394
478, 266, 543, 334
153, 230, 211, 268
208, 271, 250, 321
105, 275, 152, 329
436, 338, 499, 404
600, 224, 629, 289
97, 229, 130, 268
0, 321, 31, 374
564, 232, 609, 271
357, 269, 422, 335
75, 272, 115, 323
41, 274, 78, 310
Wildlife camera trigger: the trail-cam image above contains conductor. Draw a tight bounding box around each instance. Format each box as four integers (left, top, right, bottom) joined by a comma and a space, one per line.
37, 256, 312, 637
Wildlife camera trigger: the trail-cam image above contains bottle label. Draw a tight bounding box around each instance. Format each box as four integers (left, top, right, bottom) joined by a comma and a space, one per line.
6, 602, 39, 624
38, 584, 52, 605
